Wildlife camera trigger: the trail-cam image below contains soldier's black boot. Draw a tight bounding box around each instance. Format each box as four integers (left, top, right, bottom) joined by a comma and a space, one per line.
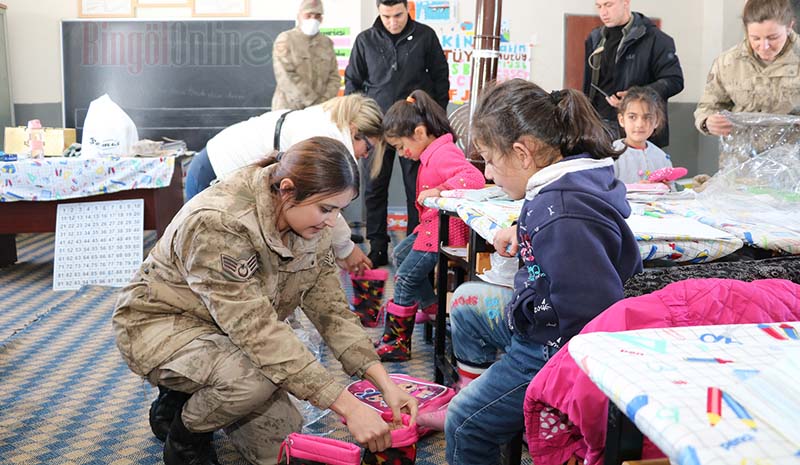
163, 413, 220, 465
149, 386, 191, 442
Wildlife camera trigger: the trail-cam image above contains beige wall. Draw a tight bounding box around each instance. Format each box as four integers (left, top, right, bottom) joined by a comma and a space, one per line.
4, 0, 748, 106
4, 0, 73, 103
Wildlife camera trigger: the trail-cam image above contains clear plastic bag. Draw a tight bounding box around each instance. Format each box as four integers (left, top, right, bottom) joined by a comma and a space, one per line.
719, 111, 800, 171
697, 144, 800, 233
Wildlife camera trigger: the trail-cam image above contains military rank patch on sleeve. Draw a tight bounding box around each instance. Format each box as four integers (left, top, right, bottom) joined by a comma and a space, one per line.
220, 253, 259, 281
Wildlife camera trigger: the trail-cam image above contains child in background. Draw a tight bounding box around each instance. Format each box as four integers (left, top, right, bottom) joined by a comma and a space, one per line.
613, 86, 674, 184
375, 90, 485, 363
442, 80, 642, 464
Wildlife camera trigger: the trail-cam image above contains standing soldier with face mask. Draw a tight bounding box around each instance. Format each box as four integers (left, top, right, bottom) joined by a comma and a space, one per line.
271, 0, 341, 111
695, 0, 800, 138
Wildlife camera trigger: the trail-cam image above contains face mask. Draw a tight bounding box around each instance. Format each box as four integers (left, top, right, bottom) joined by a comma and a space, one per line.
300, 18, 321, 36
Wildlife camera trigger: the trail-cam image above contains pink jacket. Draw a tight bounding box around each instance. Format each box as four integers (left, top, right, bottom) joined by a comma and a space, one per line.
524, 278, 800, 465
412, 134, 485, 253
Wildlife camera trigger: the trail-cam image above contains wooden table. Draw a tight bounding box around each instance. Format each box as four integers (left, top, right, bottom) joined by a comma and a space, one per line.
0, 160, 183, 266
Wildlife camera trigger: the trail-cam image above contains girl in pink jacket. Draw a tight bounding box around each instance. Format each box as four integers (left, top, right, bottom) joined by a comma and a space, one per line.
375, 90, 485, 362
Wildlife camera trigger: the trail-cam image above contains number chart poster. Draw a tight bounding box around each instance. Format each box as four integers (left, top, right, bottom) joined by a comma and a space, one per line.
321, 27, 353, 97
438, 21, 531, 104
53, 199, 144, 291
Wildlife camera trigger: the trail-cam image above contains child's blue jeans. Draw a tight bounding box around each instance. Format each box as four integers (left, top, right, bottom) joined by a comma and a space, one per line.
446, 281, 559, 465
391, 233, 438, 308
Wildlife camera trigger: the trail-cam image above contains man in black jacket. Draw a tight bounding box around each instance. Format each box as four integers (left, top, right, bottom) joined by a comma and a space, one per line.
584, 0, 683, 147
345, 0, 449, 266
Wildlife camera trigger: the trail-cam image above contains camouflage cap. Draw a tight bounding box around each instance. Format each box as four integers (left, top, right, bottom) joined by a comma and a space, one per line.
299, 0, 324, 15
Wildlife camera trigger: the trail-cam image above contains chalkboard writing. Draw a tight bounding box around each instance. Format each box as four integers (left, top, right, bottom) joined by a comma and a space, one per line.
62, 19, 293, 150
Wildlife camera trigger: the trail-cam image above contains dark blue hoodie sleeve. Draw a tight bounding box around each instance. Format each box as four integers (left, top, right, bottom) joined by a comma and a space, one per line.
514, 216, 627, 344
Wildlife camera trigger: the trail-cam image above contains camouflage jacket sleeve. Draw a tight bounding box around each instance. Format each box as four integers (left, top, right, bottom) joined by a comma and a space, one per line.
695, 57, 733, 133
273, 32, 321, 109
299, 249, 380, 379
175, 213, 344, 409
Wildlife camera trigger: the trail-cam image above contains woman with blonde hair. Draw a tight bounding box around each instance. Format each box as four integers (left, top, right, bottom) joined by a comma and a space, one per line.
186, 93, 385, 273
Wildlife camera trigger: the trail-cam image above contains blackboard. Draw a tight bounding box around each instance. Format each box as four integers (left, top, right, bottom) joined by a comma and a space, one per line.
62, 19, 293, 150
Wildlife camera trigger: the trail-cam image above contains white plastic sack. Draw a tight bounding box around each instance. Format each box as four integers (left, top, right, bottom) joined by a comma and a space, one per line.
81, 94, 138, 158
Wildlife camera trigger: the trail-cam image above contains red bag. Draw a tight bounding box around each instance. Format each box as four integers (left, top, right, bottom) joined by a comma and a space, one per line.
277, 432, 361, 465
346, 374, 455, 436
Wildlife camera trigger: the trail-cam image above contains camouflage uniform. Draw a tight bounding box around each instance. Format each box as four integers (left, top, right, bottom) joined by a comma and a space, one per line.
695, 31, 800, 134
271, 27, 341, 110
113, 164, 379, 463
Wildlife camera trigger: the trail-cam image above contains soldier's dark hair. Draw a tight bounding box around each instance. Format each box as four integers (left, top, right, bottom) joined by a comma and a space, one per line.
377, 0, 407, 7
383, 90, 457, 144
617, 86, 666, 136
471, 79, 622, 167
743, 0, 795, 27
257, 136, 360, 205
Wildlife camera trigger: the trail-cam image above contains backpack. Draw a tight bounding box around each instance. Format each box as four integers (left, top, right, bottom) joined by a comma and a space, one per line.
346, 373, 455, 436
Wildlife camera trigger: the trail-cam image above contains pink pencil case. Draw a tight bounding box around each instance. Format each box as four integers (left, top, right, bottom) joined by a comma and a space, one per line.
647, 166, 688, 183
277, 432, 361, 465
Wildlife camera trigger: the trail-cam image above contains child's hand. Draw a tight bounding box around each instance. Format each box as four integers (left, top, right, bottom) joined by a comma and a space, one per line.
417, 188, 442, 204
493, 225, 518, 257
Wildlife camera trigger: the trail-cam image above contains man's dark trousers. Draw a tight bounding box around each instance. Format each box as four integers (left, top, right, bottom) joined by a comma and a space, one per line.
365, 146, 420, 255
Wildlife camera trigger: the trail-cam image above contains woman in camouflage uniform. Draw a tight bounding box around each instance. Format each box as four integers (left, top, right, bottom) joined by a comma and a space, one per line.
695, 0, 800, 137
113, 137, 417, 465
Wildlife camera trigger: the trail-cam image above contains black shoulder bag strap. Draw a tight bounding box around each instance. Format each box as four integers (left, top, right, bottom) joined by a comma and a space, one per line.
273, 110, 297, 151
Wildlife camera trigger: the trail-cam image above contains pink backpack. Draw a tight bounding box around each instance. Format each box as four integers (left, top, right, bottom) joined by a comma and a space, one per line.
346, 373, 455, 436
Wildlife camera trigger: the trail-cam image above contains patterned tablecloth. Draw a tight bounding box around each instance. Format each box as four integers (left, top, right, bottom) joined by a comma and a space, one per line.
0, 156, 176, 202
649, 197, 800, 256
423, 187, 743, 264
569, 323, 800, 465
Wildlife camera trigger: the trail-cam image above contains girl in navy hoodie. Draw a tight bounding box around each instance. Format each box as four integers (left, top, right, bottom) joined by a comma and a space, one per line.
441, 79, 642, 465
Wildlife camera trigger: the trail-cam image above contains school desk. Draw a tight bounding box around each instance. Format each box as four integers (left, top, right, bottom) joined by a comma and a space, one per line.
421, 186, 743, 265
643, 194, 800, 257
0, 155, 183, 266
569, 322, 800, 465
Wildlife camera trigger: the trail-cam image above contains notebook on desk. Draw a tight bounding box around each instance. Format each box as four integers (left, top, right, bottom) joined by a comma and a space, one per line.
625, 214, 736, 241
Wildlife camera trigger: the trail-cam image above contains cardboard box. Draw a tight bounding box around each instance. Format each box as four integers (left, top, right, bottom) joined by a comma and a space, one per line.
4, 127, 77, 157
4, 127, 25, 155
43, 128, 77, 156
